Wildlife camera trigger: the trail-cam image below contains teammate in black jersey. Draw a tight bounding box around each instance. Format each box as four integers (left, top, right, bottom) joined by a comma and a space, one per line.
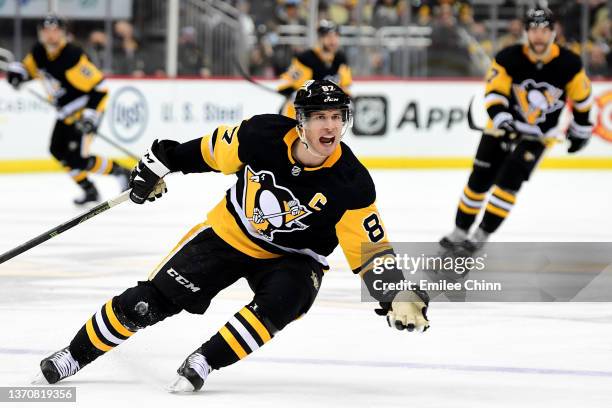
440, 7, 593, 254
6, 14, 131, 205
278, 20, 352, 118
33, 80, 429, 391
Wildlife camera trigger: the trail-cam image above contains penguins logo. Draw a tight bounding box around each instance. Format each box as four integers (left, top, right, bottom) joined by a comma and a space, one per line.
242, 165, 311, 241
513, 79, 564, 125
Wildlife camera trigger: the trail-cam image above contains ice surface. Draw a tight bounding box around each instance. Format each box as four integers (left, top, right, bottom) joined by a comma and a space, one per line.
1, 169, 611, 408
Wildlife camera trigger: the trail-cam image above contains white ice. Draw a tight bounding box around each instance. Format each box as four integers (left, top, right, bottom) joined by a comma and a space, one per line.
1, 169, 611, 408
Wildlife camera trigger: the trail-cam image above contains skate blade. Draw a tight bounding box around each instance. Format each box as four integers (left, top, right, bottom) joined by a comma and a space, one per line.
166, 375, 195, 393
31, 370, 50, 385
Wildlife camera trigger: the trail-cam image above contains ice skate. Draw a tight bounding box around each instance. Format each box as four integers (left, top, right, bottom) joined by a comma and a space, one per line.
73, 184, 99, 206
438, 227, 469, 255
32, 347, 80, 385
167, 348, 211, 393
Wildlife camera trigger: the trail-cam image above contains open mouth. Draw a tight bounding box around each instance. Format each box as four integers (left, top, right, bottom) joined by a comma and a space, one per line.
319, 135, 335, 146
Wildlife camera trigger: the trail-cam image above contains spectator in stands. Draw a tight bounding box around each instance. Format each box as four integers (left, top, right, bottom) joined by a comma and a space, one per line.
372, 0, 401, 28
177, 26, 210, 77
497, 19, 523, 50
418, 0, 472, 26
588, 43, 610, 78
112, 20, 145, 76
85, 30, 108, 72
276, 0, 307, 26
427, 3, 471, 76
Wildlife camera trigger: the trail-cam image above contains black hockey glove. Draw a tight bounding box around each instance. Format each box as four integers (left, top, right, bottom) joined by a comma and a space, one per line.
567, 123, 591, 154
129, 140, 178, 204
374, 289, 430, 332
75, 109, 100, 135
497, 119, 520, 144
7, 62, 28, 90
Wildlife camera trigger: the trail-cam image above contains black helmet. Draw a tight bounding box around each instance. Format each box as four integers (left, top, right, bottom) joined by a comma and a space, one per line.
294, 80, 351, 114
39, 14, 67, 30
524, 7, 554, 29
317, 20, 339, 37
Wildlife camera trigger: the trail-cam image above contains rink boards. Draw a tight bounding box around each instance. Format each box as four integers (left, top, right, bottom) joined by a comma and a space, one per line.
0, 78, 610, 171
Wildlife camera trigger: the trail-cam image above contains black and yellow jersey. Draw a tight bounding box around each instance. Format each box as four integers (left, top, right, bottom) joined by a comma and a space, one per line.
484, 43, 592, 137
278, 48, 352, 118
21, 41, 108, 124
162, 114, 392, 277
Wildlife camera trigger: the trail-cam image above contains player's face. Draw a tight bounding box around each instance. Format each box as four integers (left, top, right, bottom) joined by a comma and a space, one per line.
320, 32, 340, 54
303, 109, 344, 157
526, 26, 553, 55
40, 25, 64, 49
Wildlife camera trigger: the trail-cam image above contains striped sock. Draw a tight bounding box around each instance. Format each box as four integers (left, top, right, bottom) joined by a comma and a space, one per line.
455, 185, 487, 231
69, 298, 136, 367
68, 168, 89, 184
481, 186, 516, 233
201, 305, 274, 370
87, 156, 114, 175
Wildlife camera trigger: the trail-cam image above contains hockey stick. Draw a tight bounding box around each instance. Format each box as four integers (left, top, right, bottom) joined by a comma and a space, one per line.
0, 190, 131, 265
0, 52, 139, 160
467, 97, 564, 145
466, 96, 507, 138
25, 89, 140, 160
232, 55, 283, 96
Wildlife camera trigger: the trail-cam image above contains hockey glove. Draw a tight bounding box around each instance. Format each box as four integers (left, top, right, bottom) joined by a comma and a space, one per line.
75, 109, 101, 135
375, 289, 430, 332
7, 62, 28, 90
497, 119, 520, 144
567, 122, 591, 154
129, 140, 178, 204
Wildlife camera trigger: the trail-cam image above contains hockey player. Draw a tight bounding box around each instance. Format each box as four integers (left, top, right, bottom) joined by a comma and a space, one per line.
33, 80, 429, 391
278, 20, 352, 118
6, 14, 131, 205
440, 7, 593, 255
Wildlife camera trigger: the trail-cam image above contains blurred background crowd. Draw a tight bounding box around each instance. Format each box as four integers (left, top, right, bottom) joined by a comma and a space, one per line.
0, 0, 610, 79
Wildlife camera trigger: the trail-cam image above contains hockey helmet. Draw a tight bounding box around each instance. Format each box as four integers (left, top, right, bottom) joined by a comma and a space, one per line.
39, 14, 67, 31
294, 79, 351, 116
317, 20, 339, 37
524, 7, 554, 29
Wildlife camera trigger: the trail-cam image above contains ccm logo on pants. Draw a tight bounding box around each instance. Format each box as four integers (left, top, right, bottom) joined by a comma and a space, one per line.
166, 268, 201, 293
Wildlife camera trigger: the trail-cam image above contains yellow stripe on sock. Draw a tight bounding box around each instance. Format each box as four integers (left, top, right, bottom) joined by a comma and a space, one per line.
485, 203, 509, 218
105, 300, 135, 338
219, 326, 247, 359
90, 157, 103, 173
492, 187, 516, 204
458, 201, 481, 215
85, 318, 113, 352
463, 186, 486, 200
104, 160, 114, 175
71, 171, 88, 182
238, 307, 272, 343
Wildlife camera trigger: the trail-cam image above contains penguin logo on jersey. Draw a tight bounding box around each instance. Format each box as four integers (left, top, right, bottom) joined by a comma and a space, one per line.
242, 165, 311, 241
513, 79, 564, 125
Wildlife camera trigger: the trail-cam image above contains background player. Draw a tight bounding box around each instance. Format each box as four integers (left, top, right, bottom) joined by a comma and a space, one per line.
6, 14, 131, 205
277, 20, 352, 118
32, 80, 429, 392
440, 7, 593, 254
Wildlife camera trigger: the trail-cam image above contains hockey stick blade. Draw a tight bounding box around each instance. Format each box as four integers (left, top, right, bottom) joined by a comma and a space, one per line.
467, 96, 510, 138
0, 190, 131, 265
466, 96, 483, 132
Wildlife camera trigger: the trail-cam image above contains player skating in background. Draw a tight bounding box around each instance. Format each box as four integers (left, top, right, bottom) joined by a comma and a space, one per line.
277, 20, 352, 118
440, 7, 593, 255
32, 80, 429, 392
6, 14, 131, 205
